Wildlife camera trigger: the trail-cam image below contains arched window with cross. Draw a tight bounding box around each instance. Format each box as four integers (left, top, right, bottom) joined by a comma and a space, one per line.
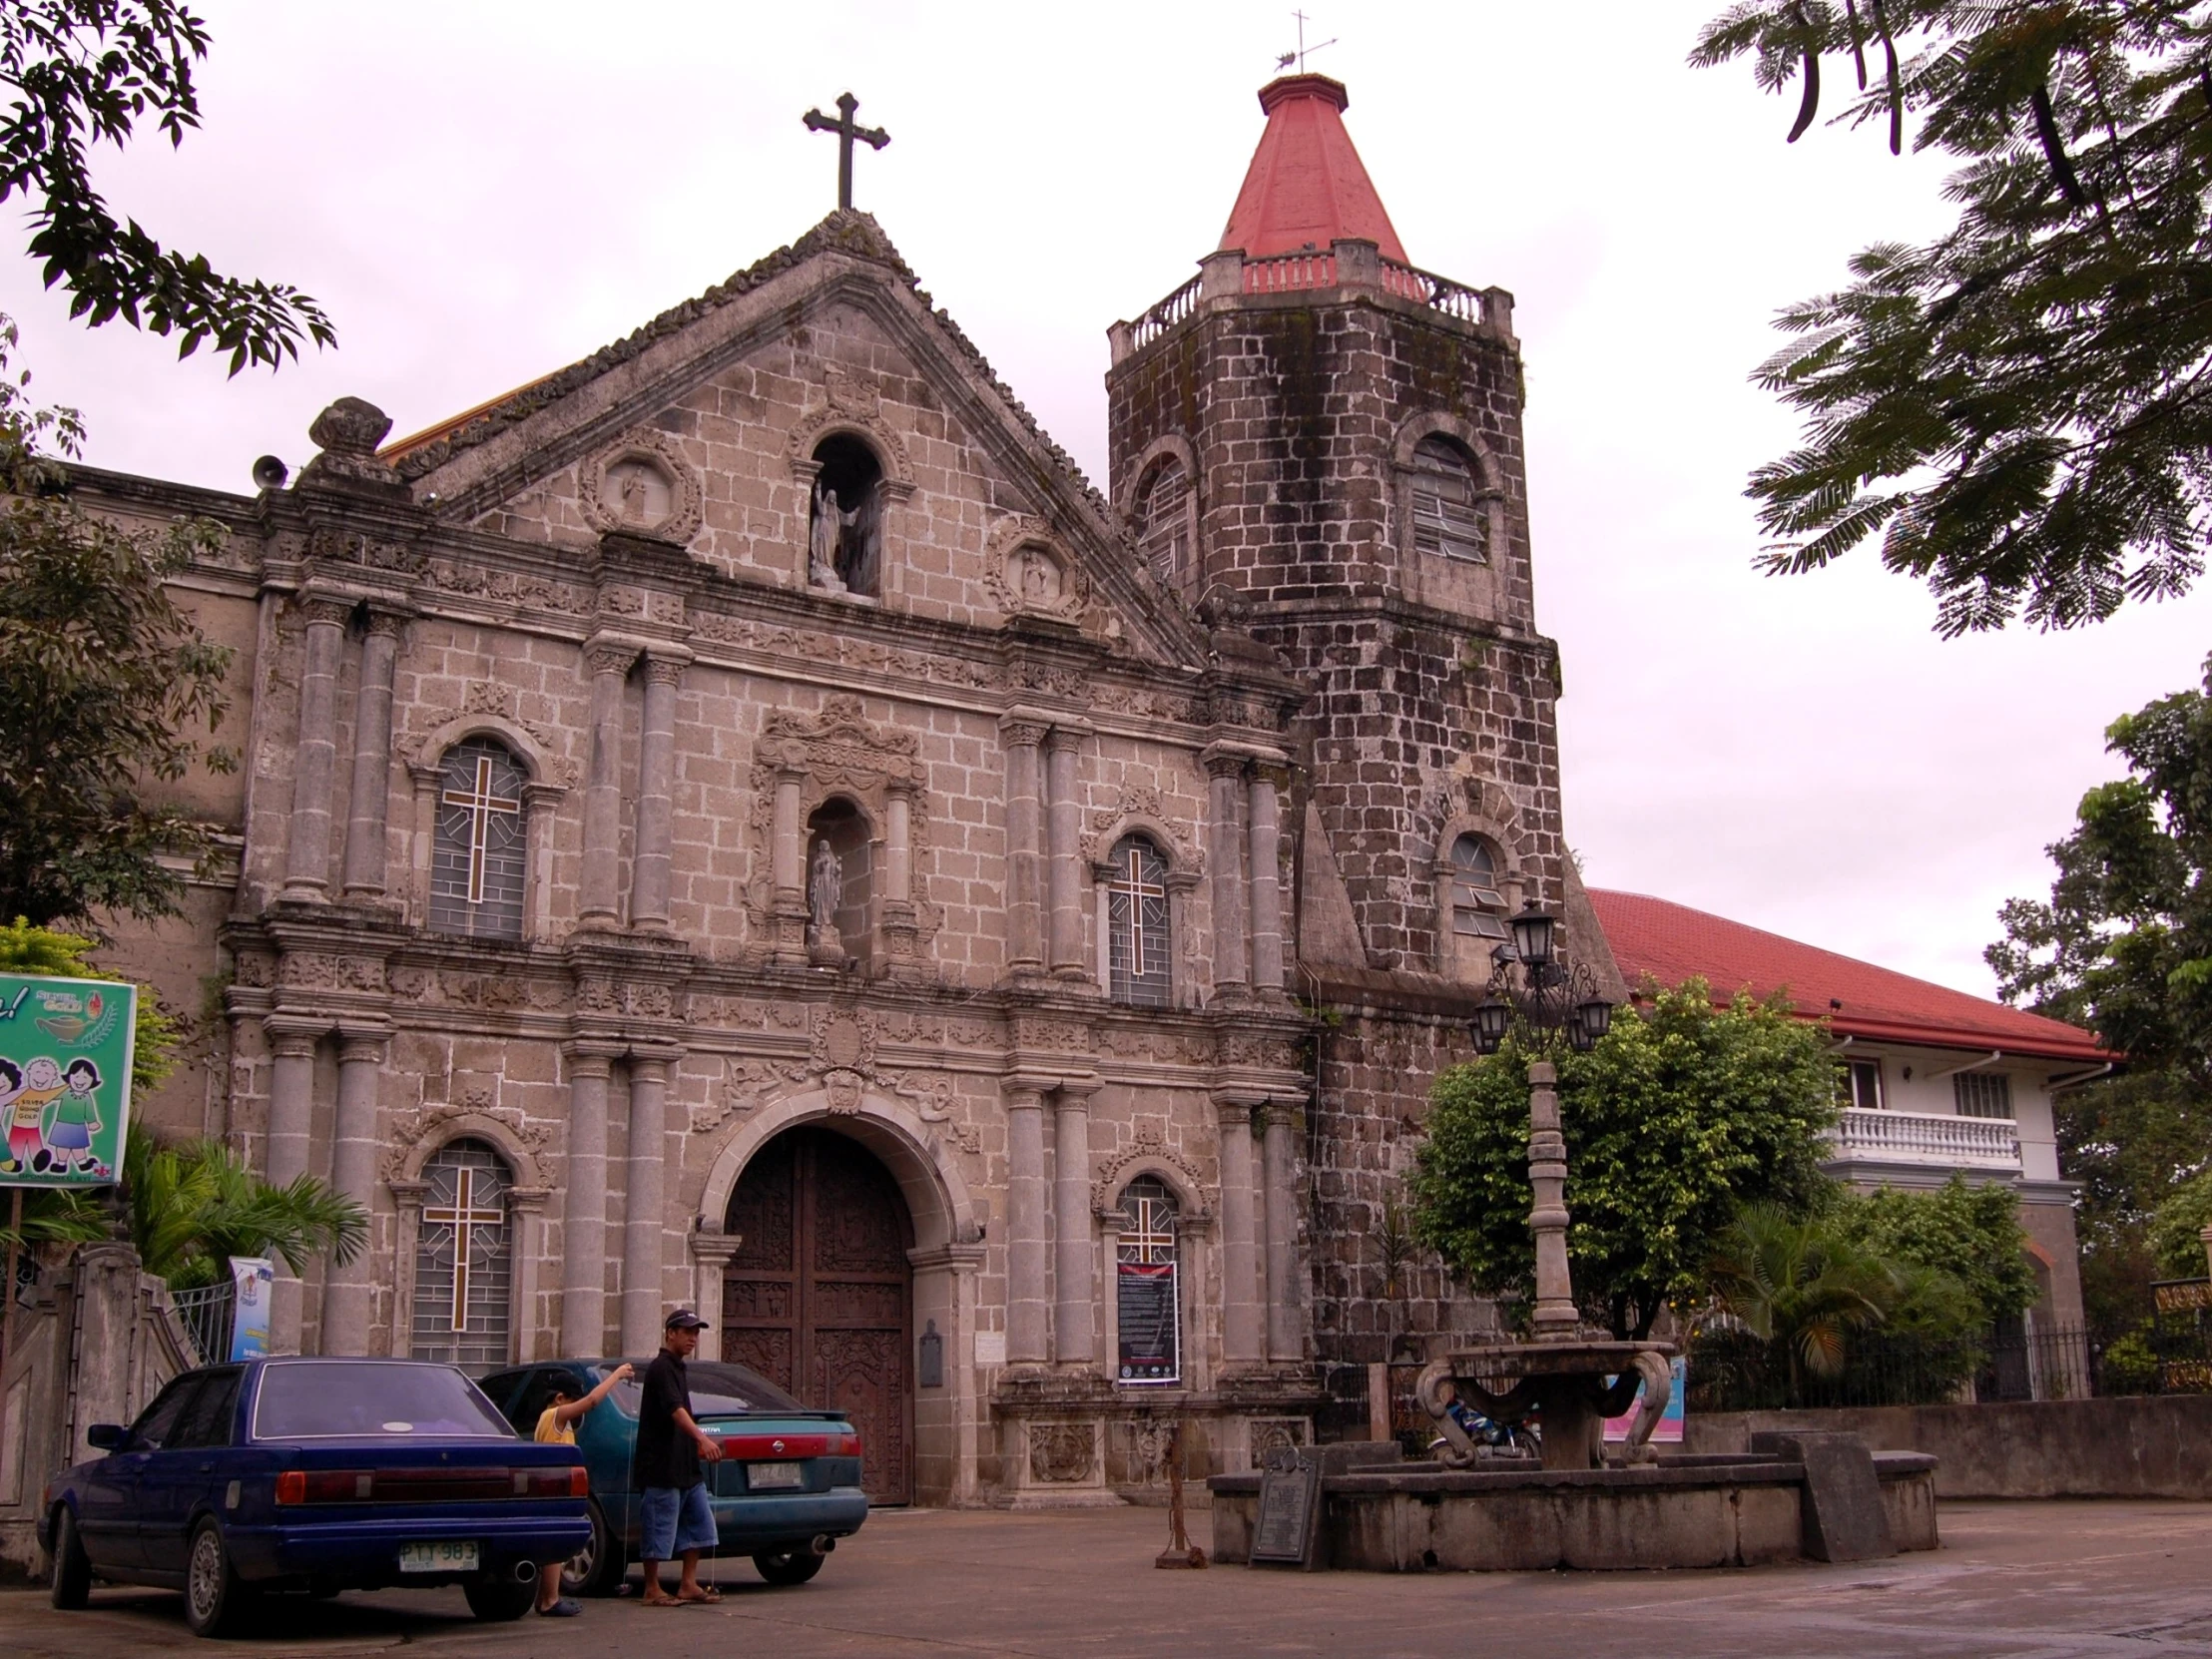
409, 1138, 513, 1369
1105, 834, 1172, 1007
429, 738, 527, 940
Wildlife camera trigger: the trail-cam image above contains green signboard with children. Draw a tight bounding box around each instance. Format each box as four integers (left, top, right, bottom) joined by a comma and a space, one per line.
0, 975, 136, 1186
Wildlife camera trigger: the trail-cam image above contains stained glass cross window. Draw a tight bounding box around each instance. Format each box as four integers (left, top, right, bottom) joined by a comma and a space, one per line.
429, 739, 526, 940
1107, 835, 1170, 1007
411, 1139, 513, 1370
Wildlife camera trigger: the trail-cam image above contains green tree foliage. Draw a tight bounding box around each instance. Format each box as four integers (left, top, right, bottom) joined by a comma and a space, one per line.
2145, 1165, 2212, 1275
1706, 1204, 1894, 1393
1988, 657, 2212, 1316
1694, 3, 2212, 633
1832, 1172, 2040, 1325
0, 325, 237, 936
0, 0, 332, 372
1410, 981, 1838, 1339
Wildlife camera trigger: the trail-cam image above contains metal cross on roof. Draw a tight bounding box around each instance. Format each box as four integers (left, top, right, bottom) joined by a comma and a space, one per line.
421, 1166, 506, 1333
803, 92, 890, 213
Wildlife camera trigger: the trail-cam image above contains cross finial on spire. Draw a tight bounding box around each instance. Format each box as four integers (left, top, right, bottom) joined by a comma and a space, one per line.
803, 91, 890, 213
1276, 9, 1337, 72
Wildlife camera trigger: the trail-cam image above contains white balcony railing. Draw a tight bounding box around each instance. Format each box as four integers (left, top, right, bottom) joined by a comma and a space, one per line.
1831, 1107, 2021, 1171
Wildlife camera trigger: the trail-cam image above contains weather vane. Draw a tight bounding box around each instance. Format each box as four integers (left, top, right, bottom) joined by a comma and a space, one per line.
1277, 10, 1337, 72
802, 92, 890, 214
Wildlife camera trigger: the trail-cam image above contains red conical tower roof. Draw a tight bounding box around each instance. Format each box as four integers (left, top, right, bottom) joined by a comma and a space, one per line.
1219, 75, 1407, 262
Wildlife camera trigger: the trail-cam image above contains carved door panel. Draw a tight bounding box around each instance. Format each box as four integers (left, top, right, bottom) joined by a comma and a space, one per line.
724, 1128, 912, 1504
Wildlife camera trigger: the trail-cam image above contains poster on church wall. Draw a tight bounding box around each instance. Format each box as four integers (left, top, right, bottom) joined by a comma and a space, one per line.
0, 975, 137, 1188
1117, 1261, 1180, 1383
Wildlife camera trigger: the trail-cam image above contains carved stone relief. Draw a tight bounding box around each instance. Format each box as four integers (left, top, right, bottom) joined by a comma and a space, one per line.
983, 518, 1088, 623
579, 428, 705, 545
1029, 1421, 1097, 1484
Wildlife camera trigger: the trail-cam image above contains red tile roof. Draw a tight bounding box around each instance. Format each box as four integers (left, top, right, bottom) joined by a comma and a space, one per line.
1220, 76, 1408, 263
1588, 888, 2111, 1065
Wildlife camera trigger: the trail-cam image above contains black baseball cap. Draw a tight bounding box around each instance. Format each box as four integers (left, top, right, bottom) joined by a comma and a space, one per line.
664, 1310, 710, 1332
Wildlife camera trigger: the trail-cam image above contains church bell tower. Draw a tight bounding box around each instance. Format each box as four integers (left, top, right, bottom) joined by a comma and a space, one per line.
1107, 72, 1572, 982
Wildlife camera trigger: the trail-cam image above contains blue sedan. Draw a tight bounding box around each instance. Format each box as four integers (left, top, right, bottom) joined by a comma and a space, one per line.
39, 1357, 589, 1636
478, 1359, 869, 1591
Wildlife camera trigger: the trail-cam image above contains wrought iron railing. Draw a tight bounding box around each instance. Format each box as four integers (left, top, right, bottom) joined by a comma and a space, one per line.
1688, 1322, 2105, 1409
170, 1280, 235, 1369
1832, 1106, 2021, 1169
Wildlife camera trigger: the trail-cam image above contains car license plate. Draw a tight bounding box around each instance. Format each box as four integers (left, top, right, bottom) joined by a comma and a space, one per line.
748, 1461, 805, 1490
398, 1540, 478, 1573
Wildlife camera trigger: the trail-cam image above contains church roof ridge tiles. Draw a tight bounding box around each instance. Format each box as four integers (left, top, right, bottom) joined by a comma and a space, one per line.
1220, 73, 1407, 263
379, 211, 1116, 530
1588, 887, 2111, 1064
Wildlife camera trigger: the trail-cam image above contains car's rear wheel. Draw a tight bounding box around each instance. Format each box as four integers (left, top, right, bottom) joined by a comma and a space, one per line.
183, 1518, 255, 1638
753, 1547, 825, 1586
462, 1576, 537, 1622
48, 1507, 90, 1610
565, 1498, 624, 1597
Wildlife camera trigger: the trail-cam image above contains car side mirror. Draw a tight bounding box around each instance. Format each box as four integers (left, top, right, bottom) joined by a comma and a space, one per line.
86, 1423, 128, 1451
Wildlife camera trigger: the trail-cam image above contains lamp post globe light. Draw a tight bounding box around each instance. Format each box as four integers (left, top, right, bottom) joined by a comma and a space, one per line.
1470, 901, 1614, 1057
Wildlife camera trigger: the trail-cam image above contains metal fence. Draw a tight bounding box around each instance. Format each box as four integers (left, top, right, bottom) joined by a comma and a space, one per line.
1684, 1323, 2165, 1410
169, 1280, 234, 1369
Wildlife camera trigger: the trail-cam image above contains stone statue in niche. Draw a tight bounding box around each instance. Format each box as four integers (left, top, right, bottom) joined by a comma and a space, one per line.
1019, 547, 1060, 606
607, 459, 671, 529
808, 836, 845, 963
809, 478, 881, 596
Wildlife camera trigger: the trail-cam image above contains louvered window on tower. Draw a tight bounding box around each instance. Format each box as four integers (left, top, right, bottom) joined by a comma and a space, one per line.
429, 738, 527, 941
1954, 1071, 2014, 1120
1411, 436, 1487, 563
1107, 834, 1172, 1006
1450, 834, 1508, 939
1139, 460, 1191, 587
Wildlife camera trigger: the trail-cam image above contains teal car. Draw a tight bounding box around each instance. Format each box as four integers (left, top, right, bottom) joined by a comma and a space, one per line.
477, 1360, 867, 1592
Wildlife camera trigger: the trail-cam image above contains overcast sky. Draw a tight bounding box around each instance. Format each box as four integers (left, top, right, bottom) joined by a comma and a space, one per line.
12, 1, 2207, 1003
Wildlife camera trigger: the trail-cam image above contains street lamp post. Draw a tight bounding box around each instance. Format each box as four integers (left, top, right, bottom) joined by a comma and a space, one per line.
1468, 900, 1615, 1346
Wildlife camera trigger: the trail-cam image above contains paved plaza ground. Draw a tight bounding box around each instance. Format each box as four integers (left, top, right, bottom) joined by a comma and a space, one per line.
6, 1500, 2212, 1657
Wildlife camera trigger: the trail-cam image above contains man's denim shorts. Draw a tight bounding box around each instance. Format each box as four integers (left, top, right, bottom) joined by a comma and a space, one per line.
640, 1481, 718, 1558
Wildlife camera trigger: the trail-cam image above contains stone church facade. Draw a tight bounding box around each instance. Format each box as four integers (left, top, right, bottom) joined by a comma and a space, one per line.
94, 74, 1620, 1504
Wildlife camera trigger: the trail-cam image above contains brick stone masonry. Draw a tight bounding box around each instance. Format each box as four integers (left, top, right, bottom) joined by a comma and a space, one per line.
81, 77, 1628, 1500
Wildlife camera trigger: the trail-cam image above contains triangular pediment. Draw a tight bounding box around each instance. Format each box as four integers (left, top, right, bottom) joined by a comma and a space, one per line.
383, 214, 1202, 665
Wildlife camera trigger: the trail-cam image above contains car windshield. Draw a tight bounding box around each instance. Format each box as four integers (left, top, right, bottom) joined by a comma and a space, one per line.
253, 1362, 515, 1440
605, 1361, 805, 1418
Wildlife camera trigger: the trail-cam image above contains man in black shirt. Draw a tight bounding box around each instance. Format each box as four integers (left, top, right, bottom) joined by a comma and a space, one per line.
635, 1310, 726, 1606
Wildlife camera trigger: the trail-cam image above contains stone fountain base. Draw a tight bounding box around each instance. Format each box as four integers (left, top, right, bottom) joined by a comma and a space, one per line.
1207, 1436, 1937, 1571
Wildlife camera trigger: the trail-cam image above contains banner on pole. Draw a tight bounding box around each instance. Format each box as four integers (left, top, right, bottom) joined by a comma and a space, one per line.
0, 975, 137, 1189
229, 1257, 275, 1362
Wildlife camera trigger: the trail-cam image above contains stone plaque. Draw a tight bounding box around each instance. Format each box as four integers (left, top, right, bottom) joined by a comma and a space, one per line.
974, 1330, 1007, 1367
1249, 1446, 1322, 1568
918, 1319, 944, 1388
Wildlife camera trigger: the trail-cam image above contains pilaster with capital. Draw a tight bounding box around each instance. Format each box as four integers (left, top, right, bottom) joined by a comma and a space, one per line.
769, 768, 809, 965
321, 1030, 391, 1356
1261, 1101, 1301, 1365
339, 610, 404, 899
579, 640, 636, 927
629, 652, 688, 930
1001, 717, 1048, 980
560, 1040, 622, 1355
280, 598, 353, 902
1213, 1093, 1263, 1369
1052, 1081, 1097, 1368
1045, 726, 1089, 981
1247, 763, 1288, 995
1003, 1080, 1050, 1367
620, 1046, 683, 1354
1204, 751, 1249, 996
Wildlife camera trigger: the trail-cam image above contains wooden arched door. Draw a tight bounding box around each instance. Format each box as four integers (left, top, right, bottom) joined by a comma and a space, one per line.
722, 1127, 913, 1503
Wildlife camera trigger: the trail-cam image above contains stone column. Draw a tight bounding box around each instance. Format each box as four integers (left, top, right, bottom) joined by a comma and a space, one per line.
628, 654, 685, 930
264, 1019, 321, 1354
621, 1050, 674, 1354
319, 1031, 389, 1356
280, 598, 351, 901
1001, 717, 1048, 979
1004, 1081, 1049, 1367
522, 783, 561, 940
770, 768, 808, 963
881, 780, 921, 967
1247, 766, 1286, 995
339, 612, 402, 899
690, 1229, 741, 1361
1045, 727, 1087, 980
1261, 1103, 1300, 1365
1052, 1085, 1095, 1367
1526, 1060, 1578, 1341
1214, 1095, 1262, 1370
578, 641, 634, 927
1166, 872, 1199, 1009
1204, 752, 1248, 995
559, 1042, 619, 1356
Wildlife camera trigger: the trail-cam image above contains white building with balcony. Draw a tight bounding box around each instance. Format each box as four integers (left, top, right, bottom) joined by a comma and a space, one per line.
1589, 890, 2111, 1332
